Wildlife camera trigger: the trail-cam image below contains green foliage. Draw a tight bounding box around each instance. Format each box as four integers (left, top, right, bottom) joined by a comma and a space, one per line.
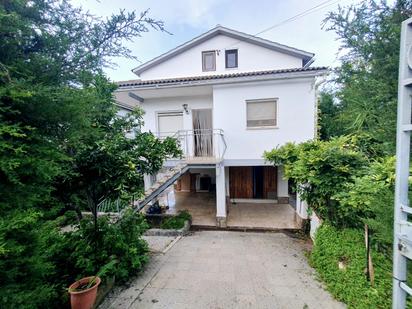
265, 136, 367, 226
71, 103, 181, 219
318, 91, 342, 140
0, 208, 150, 308
0, 1, 174, 308
310, 224, 392, 309
160, 211, 192, 229
334, 157, 396, 251
288, 3, 412, 307
42, 210, 149, 307
323, 1, 412, 154
67, 210, 149, 282
0, 211, 58, 308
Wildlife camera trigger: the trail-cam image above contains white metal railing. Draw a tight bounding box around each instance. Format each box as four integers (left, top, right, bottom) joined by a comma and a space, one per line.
171, 129, 227, 162
97, 194, 138, 214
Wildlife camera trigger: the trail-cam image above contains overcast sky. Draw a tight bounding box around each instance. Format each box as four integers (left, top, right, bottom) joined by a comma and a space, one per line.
71, 0, 361, 81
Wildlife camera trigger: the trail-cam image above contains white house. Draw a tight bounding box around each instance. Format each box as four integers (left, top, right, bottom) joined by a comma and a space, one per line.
114, 26, 326, 228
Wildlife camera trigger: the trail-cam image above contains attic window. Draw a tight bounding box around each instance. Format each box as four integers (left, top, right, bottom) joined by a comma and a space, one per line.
225, 49, 238, 68
202, 51, 216, 72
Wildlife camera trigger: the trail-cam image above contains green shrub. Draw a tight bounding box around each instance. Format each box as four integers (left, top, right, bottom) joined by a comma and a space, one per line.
54, 210, 80, 227
265, 137, 367, 227
160, 210, 191, 229
0, 211, 59, 308
310, 224, 392, 309
46, 210, 148, 282
334, 157, 396, 251
0, 206, 152, 308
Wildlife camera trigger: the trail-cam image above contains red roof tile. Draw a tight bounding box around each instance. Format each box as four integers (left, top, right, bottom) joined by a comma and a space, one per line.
117, 66, 327, 88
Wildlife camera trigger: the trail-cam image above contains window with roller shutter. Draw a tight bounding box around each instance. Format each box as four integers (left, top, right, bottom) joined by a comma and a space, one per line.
246, 98, 277, 128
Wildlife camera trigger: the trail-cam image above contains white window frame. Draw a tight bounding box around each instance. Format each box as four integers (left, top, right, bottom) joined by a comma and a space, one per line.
156, 111, 184, 137
225, 49, 238, 69
246, 98, 278, 129
202, 50, 216, 72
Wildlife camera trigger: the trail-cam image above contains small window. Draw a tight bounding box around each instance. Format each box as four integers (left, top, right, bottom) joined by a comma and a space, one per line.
157, 112, 183, 137
246, 99, 277, 128
202, 51, 216, 71
225, 49, 238, 68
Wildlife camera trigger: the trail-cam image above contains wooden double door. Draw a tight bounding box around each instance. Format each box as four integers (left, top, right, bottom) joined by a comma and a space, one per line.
229, 166, 277, 199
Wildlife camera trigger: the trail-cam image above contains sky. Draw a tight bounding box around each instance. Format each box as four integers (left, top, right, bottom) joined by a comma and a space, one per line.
71, 0, 362, 81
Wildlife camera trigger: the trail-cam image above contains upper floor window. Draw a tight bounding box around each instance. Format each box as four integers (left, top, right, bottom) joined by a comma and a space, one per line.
202, 51, 216, 72
225, 49, 238, 68
246, 99, 277, 128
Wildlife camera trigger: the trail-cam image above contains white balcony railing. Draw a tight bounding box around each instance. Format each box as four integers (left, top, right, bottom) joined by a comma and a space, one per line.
158, 129, 227, 163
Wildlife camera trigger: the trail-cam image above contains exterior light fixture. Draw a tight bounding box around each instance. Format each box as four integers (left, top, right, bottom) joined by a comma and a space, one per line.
182, 104, 189, 114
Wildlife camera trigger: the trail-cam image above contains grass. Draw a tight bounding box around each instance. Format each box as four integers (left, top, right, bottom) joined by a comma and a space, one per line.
160, 210, 191, 229
309, 224, 393, 309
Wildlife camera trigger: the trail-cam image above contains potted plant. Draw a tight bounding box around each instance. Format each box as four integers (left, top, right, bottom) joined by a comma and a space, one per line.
68, 276, 101, 309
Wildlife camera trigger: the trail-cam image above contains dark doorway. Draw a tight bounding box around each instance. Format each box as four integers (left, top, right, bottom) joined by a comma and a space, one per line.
253, 166, 264, 199
229, 166, 277, 199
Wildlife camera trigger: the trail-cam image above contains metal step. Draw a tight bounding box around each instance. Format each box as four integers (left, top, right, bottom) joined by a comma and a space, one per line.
402, 124, 412, 132
402, 78, 412, 87
400, 282, 412, 296
401, 204, 412, 214
397, 220, 412, 259
398, 235, 412, 260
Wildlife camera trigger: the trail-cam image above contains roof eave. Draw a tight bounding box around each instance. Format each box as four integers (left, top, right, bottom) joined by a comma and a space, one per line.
114, 101, 135, 111
118, 69, 328, 91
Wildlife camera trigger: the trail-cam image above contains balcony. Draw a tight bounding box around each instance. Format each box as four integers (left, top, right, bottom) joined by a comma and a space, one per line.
159, 129, 227, 164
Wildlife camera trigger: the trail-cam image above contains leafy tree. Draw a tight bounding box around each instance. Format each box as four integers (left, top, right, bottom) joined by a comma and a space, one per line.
323, 0, 412, 154
69, 89, 181, 226
334, 156, 396, 251
318, 91, 341, 140
0, 0, 167, 214
0, 1, 177, 307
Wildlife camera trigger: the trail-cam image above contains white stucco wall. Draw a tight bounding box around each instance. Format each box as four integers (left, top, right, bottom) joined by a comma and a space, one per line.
139, 34, 303, 80
213, 78, 316, 160
277, 166, 289, 199
310, 211, 322, 240
296, 191, 309, 219
140, 95, 213, 133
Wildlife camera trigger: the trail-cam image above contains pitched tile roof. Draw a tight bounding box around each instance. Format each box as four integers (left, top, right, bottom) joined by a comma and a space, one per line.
117, 66, 327, 88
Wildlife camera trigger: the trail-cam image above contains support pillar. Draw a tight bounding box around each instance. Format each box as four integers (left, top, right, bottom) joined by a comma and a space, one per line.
216, 163, 227, 227
296, 192, 308, 219
296, 190, 309, 228
143, 174, 153, 191
277, 166, 289, 204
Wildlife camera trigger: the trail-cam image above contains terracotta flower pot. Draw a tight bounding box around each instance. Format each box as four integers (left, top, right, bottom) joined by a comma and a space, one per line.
68, 276, 101, 309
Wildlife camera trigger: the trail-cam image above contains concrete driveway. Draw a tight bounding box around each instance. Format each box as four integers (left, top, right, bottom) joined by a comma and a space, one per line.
100, 231, 345, 309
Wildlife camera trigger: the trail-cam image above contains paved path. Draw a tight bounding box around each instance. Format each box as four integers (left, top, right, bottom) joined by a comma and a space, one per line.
142, 235, 178, 253
100, 231, 345, 309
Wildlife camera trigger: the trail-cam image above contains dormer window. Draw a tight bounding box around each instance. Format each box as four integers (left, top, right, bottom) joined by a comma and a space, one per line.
202, 51, 216, 72
225, 49, 238, 68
